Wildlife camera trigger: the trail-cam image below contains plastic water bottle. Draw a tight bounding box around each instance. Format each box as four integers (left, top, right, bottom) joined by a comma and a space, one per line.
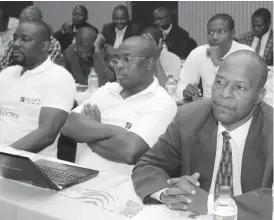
88, 67, 98, 94
165, 75, 177, 99
213, 186, 237, 220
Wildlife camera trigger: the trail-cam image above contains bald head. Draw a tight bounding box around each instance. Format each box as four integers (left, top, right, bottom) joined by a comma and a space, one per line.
219, 50, 268, 89
154, 7, 171, 18
115, 36, 158, 58
19, 6, 43, 22
76, 27, 97, 44
20, 20, 51, 42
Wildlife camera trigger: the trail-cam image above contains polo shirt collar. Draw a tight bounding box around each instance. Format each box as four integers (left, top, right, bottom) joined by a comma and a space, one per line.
107, 77, 160, 97
22, 57, 52, 75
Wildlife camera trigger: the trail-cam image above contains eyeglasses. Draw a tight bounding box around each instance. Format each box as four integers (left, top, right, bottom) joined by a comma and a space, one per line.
109, 56, 149, 68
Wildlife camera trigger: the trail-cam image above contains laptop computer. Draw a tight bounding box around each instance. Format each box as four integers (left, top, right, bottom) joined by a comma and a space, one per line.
0, 151, 99, 191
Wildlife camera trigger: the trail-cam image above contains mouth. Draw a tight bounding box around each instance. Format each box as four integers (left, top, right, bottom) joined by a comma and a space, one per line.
12, 50, 23, 57
213, 100, 235, 111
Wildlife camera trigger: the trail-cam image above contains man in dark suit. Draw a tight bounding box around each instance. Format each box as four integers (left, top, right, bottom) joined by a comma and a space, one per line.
132, 50, 273, 220
54, 5, 98, 51
101, 5, 140, 48
63, 27, 116, 86
153, 7, 197, 59
238, 8, 273, 65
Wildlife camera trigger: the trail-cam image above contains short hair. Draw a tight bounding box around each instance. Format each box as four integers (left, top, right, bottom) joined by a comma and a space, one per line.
252, 8, 271, 24
21, 20, 51, 42
76, 26, 98, 44
19, 6, 43, 21
74, 5, 88, 17
113, 5, 129, 17
207, 13, 235, 30
140, 26, 163, 44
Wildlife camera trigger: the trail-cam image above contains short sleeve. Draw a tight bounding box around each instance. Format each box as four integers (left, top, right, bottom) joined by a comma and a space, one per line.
41, 68, 76, 112
130, 100, 177, 147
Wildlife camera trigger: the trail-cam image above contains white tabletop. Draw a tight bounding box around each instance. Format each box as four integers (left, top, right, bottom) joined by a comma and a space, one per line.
0, 146, 211, 220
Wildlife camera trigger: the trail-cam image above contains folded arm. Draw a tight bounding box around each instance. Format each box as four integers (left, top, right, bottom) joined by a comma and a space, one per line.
11, 107, 68, 153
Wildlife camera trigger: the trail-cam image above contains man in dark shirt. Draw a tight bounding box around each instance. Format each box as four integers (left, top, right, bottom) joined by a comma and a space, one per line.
153, 7, 197, 59
54, 5, 98, 51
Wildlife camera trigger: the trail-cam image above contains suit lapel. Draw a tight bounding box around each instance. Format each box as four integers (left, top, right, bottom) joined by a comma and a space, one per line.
123, 24, 131, 41
241, 107, 265, 192
189, 111, 218, 192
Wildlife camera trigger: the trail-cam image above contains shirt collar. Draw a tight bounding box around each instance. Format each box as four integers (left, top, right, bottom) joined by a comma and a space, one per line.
22, 57, 52, 75
107, 77, 160, 96
255, 28, 271, 41
162, 24, 172, 37
217, 117, 253, 148
115, 25, 128, 34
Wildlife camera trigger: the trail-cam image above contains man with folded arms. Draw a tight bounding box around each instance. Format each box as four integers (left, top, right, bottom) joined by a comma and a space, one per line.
132, 50, 272, 220
62, 36, 177, 175
176, 14, 252, 101
0, 20, 76, 156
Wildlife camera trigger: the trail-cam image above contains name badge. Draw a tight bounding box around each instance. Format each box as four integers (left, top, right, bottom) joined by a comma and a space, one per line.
20, 97, 41, 105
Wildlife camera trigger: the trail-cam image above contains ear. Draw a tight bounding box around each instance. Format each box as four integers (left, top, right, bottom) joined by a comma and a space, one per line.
41, 41, 49, 52
255, 87, 266, 105
231, 29, 236, 39
147, 58, 156, 71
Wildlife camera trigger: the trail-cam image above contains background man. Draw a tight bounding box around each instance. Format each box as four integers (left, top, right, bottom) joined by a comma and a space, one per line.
0, 20, 76, 156
0, 6, 63, 72
100, 5, 140, 49
153, 7, 197, 59
62, 36, 177, 176
132, 50, 272, 220
54, 5, 98, 51
239, 8, 273, 65
176, 14, 252, 100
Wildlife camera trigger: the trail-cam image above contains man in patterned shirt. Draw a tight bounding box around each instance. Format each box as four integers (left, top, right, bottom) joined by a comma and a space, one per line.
0, 6, 62, 72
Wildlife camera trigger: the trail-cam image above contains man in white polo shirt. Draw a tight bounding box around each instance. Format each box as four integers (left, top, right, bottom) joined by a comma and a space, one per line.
62, 36, 177, 175
176, 14, 253, 100
0, 20, 76, 156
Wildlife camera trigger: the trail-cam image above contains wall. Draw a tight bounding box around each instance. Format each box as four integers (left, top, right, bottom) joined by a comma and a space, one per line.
34, 1, 127, 32
179, 1, 273, 45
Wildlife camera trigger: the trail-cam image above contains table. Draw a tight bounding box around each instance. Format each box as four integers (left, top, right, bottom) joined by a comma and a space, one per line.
0, 146, 211, 220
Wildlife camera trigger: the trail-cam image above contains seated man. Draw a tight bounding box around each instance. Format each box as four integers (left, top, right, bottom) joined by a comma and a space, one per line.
176, 14, 253, 100
0, 20, 76, 156
64, 26, 116, 86
0, 8, 17, 56
54, 5, 98, 51
132, 50, 273, 220
238, 8, 273, 66
153, 7, 197, 59
101, 5, 140, 49
140, 26, 181, 84
62, 36, 177, 175
0, 6, 63, 72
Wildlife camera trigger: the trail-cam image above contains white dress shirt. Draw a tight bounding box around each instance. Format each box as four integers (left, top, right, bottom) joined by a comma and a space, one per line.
161, 24, 172, 40
113, 26, 127, 48
151, 117, 253, 215
176, 41, 253, 98
251, 29, 271, 58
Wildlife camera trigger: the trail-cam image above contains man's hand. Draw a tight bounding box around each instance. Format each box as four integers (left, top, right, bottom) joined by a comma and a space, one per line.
81, 103, 101, 122
94, 33, 107, 52
207, 46, 222, 66
160, 173, 200, 211
60, 22, 73, 34
183, 84, 202, 99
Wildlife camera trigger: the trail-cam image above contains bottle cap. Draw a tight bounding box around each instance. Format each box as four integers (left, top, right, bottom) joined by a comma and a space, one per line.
219, 186, 232, 195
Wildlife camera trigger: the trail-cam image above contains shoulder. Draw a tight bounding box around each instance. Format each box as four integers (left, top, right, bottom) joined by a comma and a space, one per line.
0, 65, 21, 78
84, 23, 98, 33
172, 25, 189, 38
177, 99, 212, 122
186, 44, 208, 59
239, 31, 253, 39
233, 41, 254, 51
258, 102, 273, 126
45, 62, 75, 84
102, 23, 114, 31
128, 22, 140, 32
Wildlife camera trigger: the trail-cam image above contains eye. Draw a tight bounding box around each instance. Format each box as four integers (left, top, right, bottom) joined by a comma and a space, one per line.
236, 85, 247, 91
208, 30, 214, 35
216, 79, 224, 85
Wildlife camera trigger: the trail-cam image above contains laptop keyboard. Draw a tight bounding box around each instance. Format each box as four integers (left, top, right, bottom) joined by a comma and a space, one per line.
38, 166, 82, 184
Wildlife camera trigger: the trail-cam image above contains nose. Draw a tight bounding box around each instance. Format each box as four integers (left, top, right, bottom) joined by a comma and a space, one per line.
212, 32, 219, 41
221, 84, 233, 99
13, 38, 21, 47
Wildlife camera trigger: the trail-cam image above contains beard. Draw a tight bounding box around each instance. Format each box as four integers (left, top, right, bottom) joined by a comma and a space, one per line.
12, 51, 26, 66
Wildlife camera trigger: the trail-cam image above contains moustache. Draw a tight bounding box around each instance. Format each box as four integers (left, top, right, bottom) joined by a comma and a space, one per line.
213, 100, 236, 111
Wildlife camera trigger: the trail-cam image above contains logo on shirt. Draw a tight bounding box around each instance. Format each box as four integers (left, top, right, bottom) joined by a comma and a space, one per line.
0, 109, 19, 119
20, 97, 41, 105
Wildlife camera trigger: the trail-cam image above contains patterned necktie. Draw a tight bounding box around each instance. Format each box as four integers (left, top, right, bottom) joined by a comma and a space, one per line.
255, 37, 262, 54
215, 131, 233, 195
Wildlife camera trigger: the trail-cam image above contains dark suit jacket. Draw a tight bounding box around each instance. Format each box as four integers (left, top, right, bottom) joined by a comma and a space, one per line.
101, 22, 140, 46
132, 99, 273, 220
238, 30, 273, 65
54, 23, 98, 51
64, 43, 116, 86
164, 25, 197, 59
